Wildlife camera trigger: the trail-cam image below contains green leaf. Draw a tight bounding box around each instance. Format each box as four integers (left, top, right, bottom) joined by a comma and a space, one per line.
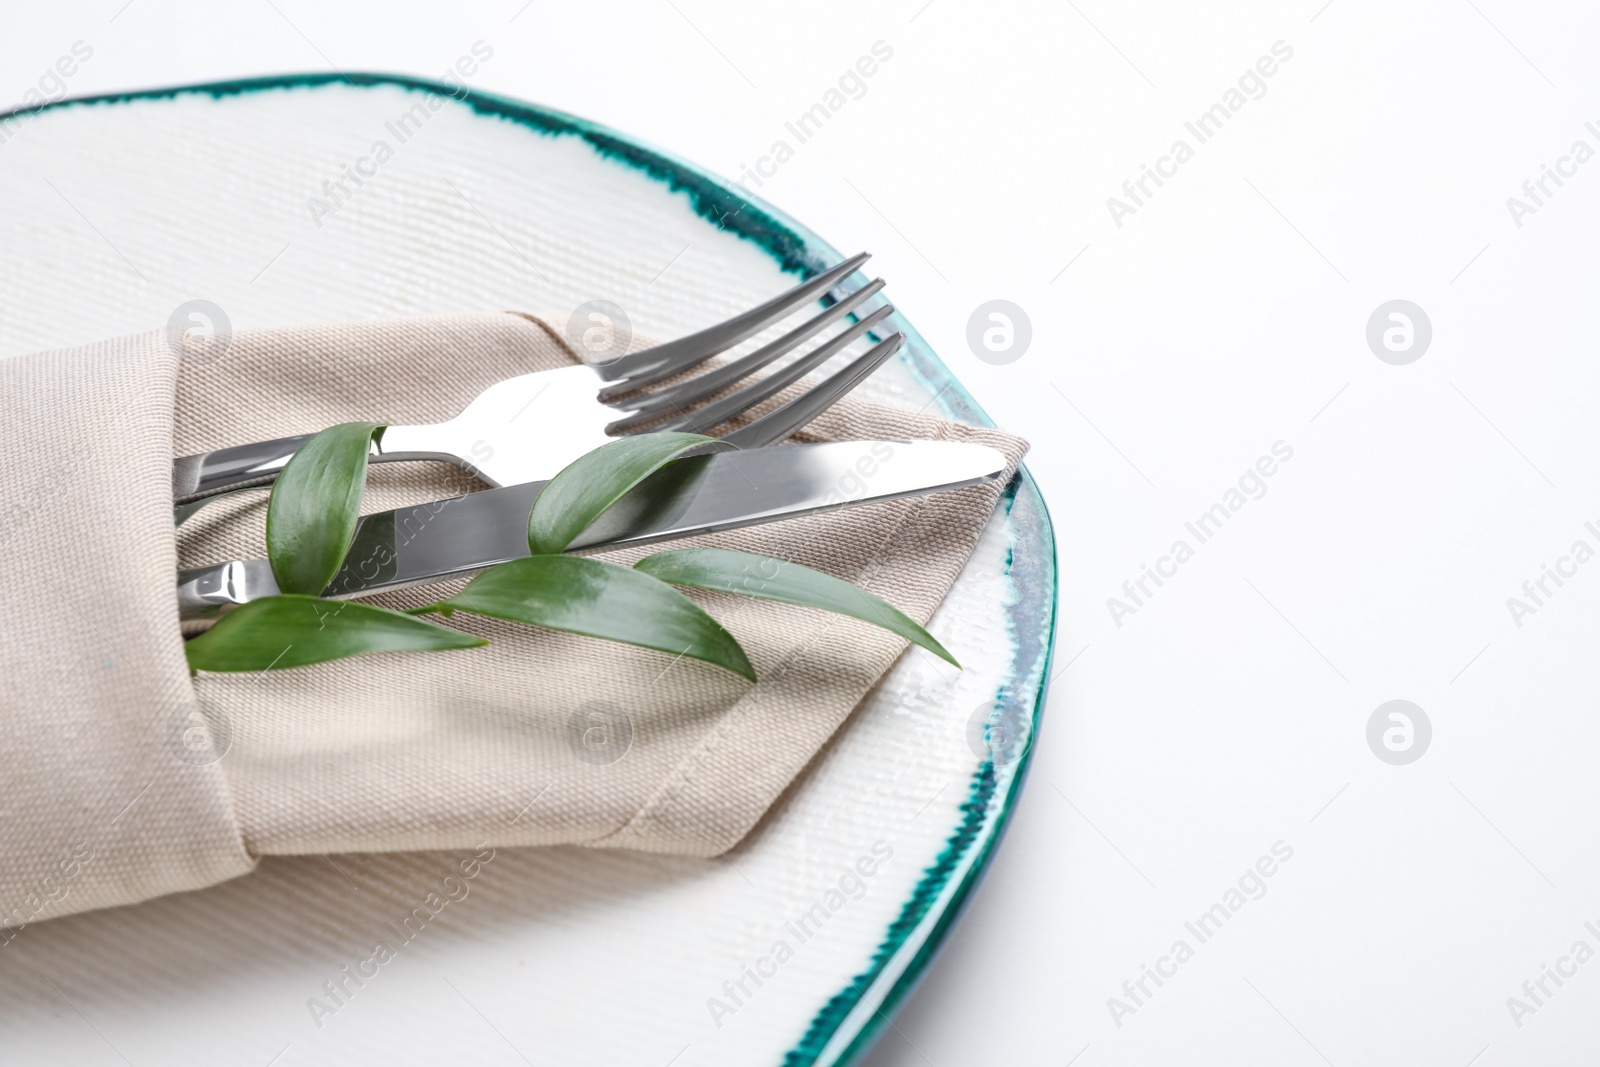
434, 555, 755, 681
636, 548, 960, 668
527, 432, 716, 555
267, 422, 382, 595
185, 595, 485, 673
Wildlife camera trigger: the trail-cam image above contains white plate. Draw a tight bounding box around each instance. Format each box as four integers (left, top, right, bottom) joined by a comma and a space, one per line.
0, 75, 1056, 1067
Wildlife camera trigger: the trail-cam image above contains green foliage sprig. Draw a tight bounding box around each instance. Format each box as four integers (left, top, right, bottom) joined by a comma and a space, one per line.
184, 426, 957, 679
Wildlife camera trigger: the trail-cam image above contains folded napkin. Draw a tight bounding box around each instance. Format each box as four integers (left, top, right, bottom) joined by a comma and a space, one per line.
0, 310, 1026, 924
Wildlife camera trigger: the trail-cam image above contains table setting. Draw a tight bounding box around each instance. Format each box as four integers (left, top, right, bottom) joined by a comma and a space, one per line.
0, 72, 1054, 1066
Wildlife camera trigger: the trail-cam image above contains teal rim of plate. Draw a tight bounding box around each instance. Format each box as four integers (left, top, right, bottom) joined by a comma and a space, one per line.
7, 73, 1060, 1067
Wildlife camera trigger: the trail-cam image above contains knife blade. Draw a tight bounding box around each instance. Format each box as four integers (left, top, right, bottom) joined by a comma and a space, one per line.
177, 439, 1007, 620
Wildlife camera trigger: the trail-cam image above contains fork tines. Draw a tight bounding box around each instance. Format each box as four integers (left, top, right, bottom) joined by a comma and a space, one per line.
595, 251, 872, 389
598, 252, 903, 447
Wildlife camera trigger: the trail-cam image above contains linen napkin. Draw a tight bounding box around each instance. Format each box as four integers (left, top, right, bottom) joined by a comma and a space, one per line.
0, 310, 1026, 925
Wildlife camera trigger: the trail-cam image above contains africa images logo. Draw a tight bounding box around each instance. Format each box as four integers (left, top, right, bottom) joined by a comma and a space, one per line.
1105, 41, 1294, 229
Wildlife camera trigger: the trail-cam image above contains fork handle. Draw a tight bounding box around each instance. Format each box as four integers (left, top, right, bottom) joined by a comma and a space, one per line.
172, 434, 313, 505
170, 429, 471, 523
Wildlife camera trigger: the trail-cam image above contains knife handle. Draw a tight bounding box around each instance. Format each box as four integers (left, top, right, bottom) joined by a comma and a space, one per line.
177, 559, 281, 620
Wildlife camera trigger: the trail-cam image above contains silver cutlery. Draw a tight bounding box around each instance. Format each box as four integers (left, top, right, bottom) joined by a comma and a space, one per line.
177, 439, 1007, 620
173, 252, 894, 521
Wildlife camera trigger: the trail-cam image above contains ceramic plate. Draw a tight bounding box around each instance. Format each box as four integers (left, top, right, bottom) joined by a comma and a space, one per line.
0, 74, 1055, 1067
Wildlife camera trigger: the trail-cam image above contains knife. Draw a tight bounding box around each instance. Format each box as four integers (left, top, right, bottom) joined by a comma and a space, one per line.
177, 439, 1007, 620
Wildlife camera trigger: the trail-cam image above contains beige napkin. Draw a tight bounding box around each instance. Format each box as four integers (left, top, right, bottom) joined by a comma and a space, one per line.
0, 311, 1026, 925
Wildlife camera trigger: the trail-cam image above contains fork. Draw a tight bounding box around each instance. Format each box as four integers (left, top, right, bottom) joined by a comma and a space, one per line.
172, 252, 899, 521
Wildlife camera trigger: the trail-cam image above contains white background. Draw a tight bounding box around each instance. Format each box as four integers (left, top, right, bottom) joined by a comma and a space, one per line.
9, 1, 1600, 1063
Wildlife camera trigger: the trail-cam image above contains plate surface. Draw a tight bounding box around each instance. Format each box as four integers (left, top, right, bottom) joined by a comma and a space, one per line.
0, 75, 1055, 1067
